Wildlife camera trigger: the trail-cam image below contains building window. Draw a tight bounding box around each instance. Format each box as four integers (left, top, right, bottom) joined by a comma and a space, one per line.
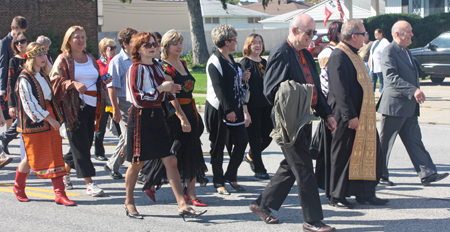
205, 17, 219, 24
248, 17, 261, 24
412, 0, 422, 16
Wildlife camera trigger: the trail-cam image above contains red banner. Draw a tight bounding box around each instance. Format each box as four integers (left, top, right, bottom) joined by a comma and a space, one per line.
324, 6, 333, 27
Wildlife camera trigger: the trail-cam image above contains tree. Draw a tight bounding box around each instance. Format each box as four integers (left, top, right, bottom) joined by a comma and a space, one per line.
187, 0, 210, 64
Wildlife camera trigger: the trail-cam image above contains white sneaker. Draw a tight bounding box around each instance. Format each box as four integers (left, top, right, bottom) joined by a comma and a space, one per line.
63, 174, 73, 190
86, 182, 104, 197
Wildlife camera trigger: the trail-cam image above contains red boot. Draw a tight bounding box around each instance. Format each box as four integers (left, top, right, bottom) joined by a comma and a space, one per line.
51, 176, 75, 206
13, 169, 29, 202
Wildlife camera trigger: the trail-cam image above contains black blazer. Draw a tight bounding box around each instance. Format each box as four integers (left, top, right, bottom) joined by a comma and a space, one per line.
263, 40, 331, 119
0, 33, 14, 92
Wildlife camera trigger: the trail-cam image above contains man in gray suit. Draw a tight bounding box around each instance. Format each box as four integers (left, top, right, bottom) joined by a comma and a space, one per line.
378, 20, 448, 186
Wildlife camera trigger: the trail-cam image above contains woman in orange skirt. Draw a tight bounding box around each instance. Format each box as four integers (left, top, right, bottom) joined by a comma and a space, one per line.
13, 42, 74, 206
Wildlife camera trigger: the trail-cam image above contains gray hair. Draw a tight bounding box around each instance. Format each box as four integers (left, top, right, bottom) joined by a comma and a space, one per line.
289, 14, 312, 35
36, 35, 52, 46
341, 19, 364, 41
211, 24, 237, 48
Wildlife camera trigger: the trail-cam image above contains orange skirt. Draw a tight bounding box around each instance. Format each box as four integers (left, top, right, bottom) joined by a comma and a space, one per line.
22, 101, 66, 179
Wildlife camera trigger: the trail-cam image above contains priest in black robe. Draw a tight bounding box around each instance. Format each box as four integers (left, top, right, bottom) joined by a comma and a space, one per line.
325, 19, 388, 208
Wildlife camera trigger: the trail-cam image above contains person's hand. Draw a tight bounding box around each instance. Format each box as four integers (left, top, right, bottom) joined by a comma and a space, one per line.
0, 116, 5, 127
104, 77, 113, 85
242, 70, 251, 81
112, 108, 122, 123
73, 81, 87, 94
326, 116, 337, 133
9, 107, 17, 119
244, 111, 252, 127
45, 116, 60, 131
226, 111, 237, 122
181, 119, 191, 133
172, 83, 182, 94
348, 117, 359, 130
414, 88, 426, 104
158, 81, 175, 93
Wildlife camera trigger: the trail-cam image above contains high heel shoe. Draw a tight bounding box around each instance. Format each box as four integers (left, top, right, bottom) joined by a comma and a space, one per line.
145, 189, 156, 202
178, 207, 207, 222
124, 205, 143, 219
184, 193, 207, 207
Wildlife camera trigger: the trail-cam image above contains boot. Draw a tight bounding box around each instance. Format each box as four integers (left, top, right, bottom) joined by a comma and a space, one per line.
51, 176, 75, 206
13, 168, 29, 202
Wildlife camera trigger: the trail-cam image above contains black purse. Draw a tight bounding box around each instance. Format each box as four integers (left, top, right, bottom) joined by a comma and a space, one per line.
162, 93, 176, 119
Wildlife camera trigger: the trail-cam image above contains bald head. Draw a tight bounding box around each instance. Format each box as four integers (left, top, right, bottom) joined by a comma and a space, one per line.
392, 20, 414, 48
289, 14, 314, 34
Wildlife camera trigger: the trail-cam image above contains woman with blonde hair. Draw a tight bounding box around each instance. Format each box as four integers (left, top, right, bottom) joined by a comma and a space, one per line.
94, 37, 119, 161
123, 31, 206, 220
50, 26, 110, 197
240, 34, 272, 180
13, 42, 74, 206
141, 29, 208, 206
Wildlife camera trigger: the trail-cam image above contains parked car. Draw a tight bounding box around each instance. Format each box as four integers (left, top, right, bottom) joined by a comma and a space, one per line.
307, 33, 329, 57
410, 31, 450, 84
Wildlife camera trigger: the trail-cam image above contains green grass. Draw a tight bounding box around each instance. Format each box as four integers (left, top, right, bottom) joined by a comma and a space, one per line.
191, 70, 207, 94
193, 96, 206, 105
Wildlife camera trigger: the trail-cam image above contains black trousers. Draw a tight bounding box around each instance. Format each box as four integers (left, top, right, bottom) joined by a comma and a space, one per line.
94, 111, 121, 157
246, 106, 273, 174
64, 105, 96, 178
255, 124, 323, 223
1, 119, 19, 144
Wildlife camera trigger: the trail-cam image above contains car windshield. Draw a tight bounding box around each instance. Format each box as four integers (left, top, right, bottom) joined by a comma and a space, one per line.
322, 35, 330, 42
312, 35, 319, 40
432, 33, 450, 48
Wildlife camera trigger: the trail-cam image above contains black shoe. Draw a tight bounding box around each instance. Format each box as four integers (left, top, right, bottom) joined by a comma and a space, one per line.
254, 172, 270, 179
243, 154, 255, 172
104, 164, 123, 179
1, 137, 9, 155
225, 180, 245, 191
421, 173, 449, 186
303, 221, 336, 232
199, 177, 208, 187
249, 202, 279, 224
178, 207, 207, 222
328, 197, 354, 209
356, 196, 389, 205
379, 178, 395, 186
95, 155, 108, 161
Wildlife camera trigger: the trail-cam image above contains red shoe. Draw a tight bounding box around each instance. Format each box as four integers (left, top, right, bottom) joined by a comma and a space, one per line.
13, 169, 29, 202
145, 189, 156, 202
51, 176, 76, 206
184, 193, 207, 207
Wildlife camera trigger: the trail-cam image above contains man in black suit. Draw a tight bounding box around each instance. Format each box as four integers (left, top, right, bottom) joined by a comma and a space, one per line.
249, 14, 337, 232
0, 16, 27, 167
378, 20, 448, 186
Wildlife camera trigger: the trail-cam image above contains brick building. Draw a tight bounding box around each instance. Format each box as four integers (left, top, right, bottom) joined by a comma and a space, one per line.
0, 0, 98, 57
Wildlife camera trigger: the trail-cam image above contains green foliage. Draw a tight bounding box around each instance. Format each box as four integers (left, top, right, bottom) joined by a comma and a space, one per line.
364, 13, 428, 48
226, 0, 240, 5
413, 13, 450, 48
190, 70, 207, 94
30, 31, 98, 61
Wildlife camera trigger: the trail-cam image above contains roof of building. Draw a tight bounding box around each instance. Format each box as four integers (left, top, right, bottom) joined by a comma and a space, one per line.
241, 0, 314, 15
201, 0, 270, 17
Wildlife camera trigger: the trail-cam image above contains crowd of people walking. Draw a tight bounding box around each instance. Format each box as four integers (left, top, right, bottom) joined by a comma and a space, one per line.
0, 14, 448, 232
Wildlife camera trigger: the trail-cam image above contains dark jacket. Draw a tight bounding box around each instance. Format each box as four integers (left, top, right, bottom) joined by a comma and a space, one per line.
263, 40, 331, 119
0, 33, 14, 93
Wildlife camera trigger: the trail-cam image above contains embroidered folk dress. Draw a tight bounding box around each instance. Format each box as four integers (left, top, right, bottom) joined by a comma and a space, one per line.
125, 61, 173, 163
16, 70, 65, 179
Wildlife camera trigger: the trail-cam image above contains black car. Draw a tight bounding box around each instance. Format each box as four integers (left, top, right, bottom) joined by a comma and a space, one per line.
410, 31, 450, 84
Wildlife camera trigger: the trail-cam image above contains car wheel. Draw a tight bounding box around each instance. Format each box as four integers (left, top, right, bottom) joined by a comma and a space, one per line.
430, 77, 445, 84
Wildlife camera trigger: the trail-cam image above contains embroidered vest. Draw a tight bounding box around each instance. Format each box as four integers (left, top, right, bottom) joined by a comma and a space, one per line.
16, 70, 64, 134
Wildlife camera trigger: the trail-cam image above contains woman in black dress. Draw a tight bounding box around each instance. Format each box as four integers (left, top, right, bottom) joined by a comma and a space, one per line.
205, 25, 251, 195
124, 32, 206, 220
240, 34, 273, 180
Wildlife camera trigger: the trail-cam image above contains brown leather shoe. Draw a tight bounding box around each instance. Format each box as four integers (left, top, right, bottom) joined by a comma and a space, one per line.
249, 203, 279, 224
303, 221, 336, 232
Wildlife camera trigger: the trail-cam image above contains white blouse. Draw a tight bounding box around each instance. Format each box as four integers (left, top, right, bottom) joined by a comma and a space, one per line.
74, 54, 98, 107
370, 38, 390, 73
18, 73, 52, 123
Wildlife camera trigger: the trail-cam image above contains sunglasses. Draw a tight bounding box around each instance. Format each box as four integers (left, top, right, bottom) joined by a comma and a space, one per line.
109, 46, 117, 50
297, 28, 317, 36
14, 39, 27, 45
353, 32, 369, 37
142, 42, 159, 49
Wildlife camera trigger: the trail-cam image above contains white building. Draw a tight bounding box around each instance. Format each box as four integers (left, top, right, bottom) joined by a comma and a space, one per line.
385, 0, 450, 17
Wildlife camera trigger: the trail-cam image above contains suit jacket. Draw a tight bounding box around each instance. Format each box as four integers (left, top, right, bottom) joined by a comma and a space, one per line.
264, 40, 331, 120
0, 33, 14, 93
377, 40, 419, 117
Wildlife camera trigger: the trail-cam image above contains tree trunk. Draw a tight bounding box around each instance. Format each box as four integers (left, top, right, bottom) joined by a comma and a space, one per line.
187, 0, 209, 65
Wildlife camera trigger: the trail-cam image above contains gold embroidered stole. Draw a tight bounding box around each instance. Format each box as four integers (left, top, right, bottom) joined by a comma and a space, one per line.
336, 42, 377, 180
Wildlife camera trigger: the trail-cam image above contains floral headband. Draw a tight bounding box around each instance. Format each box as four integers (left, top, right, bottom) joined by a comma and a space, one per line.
23, 46, 47, 59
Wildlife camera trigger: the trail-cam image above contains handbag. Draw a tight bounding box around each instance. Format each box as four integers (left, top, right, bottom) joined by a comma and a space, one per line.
162, 93, 176, 119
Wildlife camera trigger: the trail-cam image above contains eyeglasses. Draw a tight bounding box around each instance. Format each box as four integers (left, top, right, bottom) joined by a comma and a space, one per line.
14, 39, 27, 45
353, 32, 369, 37
142, 42, 159, 49
109, 46, 117, 50
229, 38, 237, 42
251, 42, 263, 45
297, 28, 317, 36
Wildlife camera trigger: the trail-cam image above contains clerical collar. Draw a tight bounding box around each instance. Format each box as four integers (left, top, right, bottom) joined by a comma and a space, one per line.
342, 41, 359, 54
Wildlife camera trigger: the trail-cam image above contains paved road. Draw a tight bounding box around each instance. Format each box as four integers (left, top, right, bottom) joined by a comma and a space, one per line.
1, 80, 449, 231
